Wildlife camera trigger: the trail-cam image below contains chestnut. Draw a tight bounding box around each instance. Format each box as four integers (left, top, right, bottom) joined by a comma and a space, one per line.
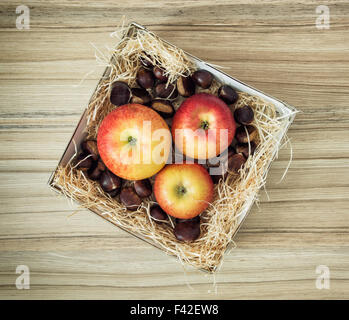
134, 179, 152, 198
211, 171, 228, 184
174, 220, 200, 242
76, 153, 93, 171
108, 188, 121, 198
153, 66, 168, 82
136, 67, 155, 89
131, 88, 151, 105
207, 147, 235, 168
151, 99, 174, 118
177, 76, 195, 97
99, 170, 121, 194
150, 205, 168, 223
154, 83, 178, 99
81, 140, 99, 161
140, 53, 153, 69
235, 141, 257, 159
120, 187, 142, 211
110, 81, 131, 106
88, 160, 106, 181
209, 148, 235, 182
228, 153, 246, 173
235, 125, 257, 144
175, 215, 200, 224
207, 159, 220, 168
192, 69, 213, 89
218, 85, 238, 104
234, 105, 254, 125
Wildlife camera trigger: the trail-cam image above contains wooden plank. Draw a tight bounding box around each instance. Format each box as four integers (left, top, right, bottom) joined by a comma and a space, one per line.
0, 0, 348, 30
0, 247, 348, 299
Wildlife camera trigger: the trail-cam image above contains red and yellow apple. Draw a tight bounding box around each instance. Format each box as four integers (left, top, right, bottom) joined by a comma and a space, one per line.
172, 93, 236, 159
154, 163, 213, 219
97, 104, 171, 180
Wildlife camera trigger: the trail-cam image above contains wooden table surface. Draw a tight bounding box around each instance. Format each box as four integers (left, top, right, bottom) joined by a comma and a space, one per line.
0, 0, 348, 300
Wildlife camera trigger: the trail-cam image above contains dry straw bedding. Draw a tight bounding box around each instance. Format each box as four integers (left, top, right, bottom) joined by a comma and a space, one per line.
52, 24, 292, 272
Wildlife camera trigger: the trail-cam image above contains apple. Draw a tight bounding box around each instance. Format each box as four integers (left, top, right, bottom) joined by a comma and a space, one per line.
154, 163, 213, 219
172, 93, 236, 159
97, 104, 171, 180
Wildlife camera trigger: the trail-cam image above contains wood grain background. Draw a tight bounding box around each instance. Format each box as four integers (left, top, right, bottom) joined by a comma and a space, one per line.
0, 0, 348, 299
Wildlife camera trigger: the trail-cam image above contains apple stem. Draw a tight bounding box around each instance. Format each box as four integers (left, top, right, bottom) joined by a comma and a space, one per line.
200, 120, 209, 130
176, 185, 187, 197
128, 136, 137, 146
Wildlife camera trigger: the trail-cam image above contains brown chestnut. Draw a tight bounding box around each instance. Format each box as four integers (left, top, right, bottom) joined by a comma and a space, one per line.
192, 70, 213, 89
235, 125, 257, 144
110, 81, 131, 106
228, 153, 246, 173
177, 76, 195, 97
211, 170, 228, 184
88, 160, 106, 181
207, 147, 235, 168
120, 187, 142, 211
151, 99, 174, 118
131, 88, 151, 105
76, 153, 93, 171
140, 53, 153, 69
176, 215, 200, 224
218, 85, 238, 104
153, 66, 168, 82
174, 220, 200, 242
209, 148, 235, 182
108, 188, 121, 198
150, 205, 168, 223
235, 141, 257, 159
134, 179, 152, 198
136, 67, 154, 89
155, 83, 178, 99
99, 170, 121, 194
206, 158, 220, 168
234, 105, 254, 125
81, 140, 99, 161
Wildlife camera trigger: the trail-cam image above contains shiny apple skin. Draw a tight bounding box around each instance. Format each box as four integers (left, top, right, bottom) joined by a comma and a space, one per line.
97, 104, 171, 180
154, 163, 213, 219
172, 93, 236, 159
